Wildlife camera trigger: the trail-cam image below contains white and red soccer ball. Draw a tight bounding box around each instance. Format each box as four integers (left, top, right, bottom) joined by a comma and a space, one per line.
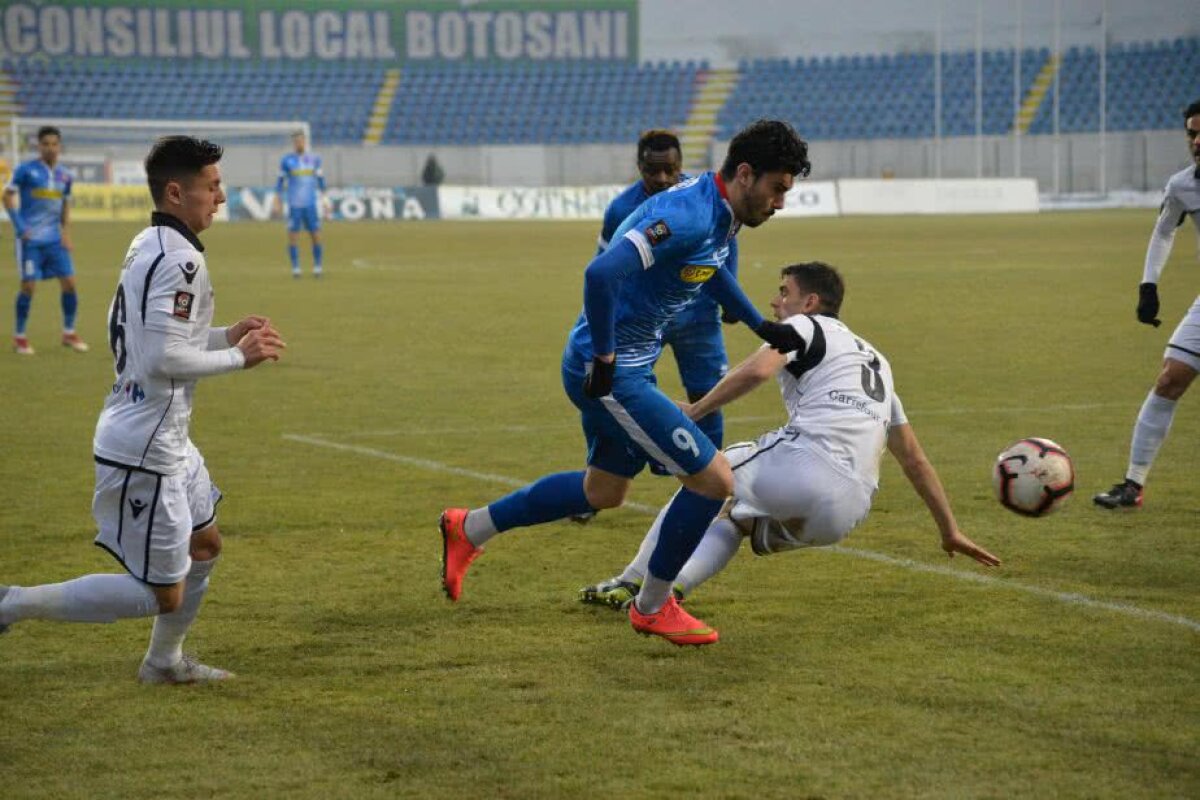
993, 438, 1075, 517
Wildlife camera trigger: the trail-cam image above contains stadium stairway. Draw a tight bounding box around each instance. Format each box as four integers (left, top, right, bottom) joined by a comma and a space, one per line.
680, 67, 739, 171
364, 68, 402, 146
0, 68, 20, 148
1015, 53, 1058, 133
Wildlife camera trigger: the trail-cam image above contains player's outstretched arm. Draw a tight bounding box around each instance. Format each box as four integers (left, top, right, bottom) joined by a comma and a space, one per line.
886, 423, 1001, 567
686, 346, 783, 420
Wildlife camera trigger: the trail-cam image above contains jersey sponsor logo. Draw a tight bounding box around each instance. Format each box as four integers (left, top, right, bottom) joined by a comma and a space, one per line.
645, 219, 671, 245
179, 261, 199, 284
679, 265, 716, 283
173, 291, 195, 320
30, 188, 63, 199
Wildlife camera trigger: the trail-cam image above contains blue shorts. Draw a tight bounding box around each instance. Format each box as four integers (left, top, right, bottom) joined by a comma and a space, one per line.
661, 318, 728, 396
288, 206, 321, 233
16, 240, 74, 281
562, 361, 718, 479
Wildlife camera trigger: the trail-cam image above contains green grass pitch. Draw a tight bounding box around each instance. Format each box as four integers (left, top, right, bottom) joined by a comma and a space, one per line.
1, 212, 1197, 798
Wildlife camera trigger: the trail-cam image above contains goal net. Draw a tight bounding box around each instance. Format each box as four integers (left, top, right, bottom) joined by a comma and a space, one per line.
9, 117, 310, 185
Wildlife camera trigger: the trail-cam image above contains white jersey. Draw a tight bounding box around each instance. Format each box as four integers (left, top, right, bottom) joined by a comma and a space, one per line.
93, 215, 223, 475
773, 313, 907, 488
1143, 164, 1200, 285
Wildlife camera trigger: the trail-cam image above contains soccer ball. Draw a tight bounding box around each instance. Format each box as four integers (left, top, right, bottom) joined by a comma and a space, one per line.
992, 438, 1075, 517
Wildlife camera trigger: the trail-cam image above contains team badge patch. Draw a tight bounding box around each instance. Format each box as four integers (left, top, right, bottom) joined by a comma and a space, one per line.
680, 265, 716, 283
645, 220, 672, 245
173, 291, 195, 320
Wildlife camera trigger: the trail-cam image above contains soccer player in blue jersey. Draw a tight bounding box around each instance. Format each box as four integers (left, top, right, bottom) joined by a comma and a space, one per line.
3, 126, 88, 355
601, 130, 738, 460
273, 130, 325, 278
440, 119, 811, 646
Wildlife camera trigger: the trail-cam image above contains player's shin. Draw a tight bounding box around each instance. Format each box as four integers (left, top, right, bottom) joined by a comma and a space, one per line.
675, 517, 743, 595
60, 290, 78, 331
144, 557, 216, 669
483, 471, 594, 544
638, 488, 724, 613
0, 574, 158, 624
15, 291, 32, 335
1127, 392, 1178, 485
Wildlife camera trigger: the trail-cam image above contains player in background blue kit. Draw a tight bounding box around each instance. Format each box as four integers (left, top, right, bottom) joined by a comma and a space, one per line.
273, 130, 325, 278
3, 126, 88, 355
599, 129, 738, 460
439, 120, 812, 646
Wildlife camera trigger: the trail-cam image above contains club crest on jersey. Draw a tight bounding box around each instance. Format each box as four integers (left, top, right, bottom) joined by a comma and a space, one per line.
179, 261, 199, 284
679, 265, 716, 283
173, 291, 195, 320
645, 220, 671, 245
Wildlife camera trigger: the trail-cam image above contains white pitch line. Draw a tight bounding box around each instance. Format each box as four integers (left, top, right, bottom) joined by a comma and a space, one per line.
282, 433, 1200, 634
281, 434, 659, 514
311, 402, 1131, 440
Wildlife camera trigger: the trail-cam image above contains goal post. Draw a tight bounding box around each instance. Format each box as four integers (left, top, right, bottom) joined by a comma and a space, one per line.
9, 117, 311, 185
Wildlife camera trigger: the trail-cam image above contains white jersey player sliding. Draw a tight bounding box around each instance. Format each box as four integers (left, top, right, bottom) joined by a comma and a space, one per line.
0, 136, 285, 684
1094, 98, 1200, 509
582, 261, 1000, 612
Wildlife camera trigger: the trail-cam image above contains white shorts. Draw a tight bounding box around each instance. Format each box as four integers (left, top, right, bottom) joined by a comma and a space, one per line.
92, 443, 221, 586
1165, 295, 1200, 372
725, 428, 874, 551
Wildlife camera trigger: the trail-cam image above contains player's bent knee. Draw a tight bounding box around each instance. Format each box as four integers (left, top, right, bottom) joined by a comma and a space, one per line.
190, 525, 222, 561
582, 470, 629, 509
683, 453, 734, 500
153, 582, 185, 614
1154, 360, 1197, 400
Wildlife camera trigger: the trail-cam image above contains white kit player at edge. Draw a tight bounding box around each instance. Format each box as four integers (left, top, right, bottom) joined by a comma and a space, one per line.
0, 136, 285, 684
1094, 98, 1200, 510
582, 262, 1000, 611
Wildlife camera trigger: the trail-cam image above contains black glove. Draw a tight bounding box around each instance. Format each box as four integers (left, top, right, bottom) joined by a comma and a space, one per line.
1137, 283, 1161, 327
584, 356, 615, 398
754, 320, 806, 354
720, 308, 739, 325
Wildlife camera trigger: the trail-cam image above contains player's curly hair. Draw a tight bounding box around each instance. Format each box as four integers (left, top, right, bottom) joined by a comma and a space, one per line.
637, 129, 681, 161
720, 119, 811, 180
1185, 100, 1200, 124
145, 136, 224, 204
781, 261, 844, 316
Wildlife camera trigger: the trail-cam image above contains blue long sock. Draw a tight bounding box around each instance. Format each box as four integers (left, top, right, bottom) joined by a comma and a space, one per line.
15, 292, 32, 335
488, 470, 594, 533
313, 243, 323, 270
288, 245, 299, 271
647, 488, 724, 582
61, 291, 78, 331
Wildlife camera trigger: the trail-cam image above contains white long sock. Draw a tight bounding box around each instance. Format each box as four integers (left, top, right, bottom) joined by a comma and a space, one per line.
620, 504, 669, 584
144, 557, 215, 668
0, 574, 158, 624
1127, 392, 1178, 485
634, 575, 673, 615
676, 518, 744, 595
464, 508, 498, 547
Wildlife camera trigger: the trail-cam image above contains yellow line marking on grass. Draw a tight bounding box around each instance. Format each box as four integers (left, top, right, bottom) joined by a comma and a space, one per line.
283, 433, 1200, 634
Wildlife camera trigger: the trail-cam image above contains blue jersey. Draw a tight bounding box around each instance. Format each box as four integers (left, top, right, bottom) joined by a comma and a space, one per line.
597, 179, 653, 252
9, 159, 71, 245
276, 152, 325, 209
597, 176, 733, 330
567, 172, 740, 370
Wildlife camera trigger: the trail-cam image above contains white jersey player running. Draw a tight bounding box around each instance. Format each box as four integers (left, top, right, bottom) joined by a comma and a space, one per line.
0, 136, 285, 684
582, 262, 999, 609
1094, 99, 1200, 510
